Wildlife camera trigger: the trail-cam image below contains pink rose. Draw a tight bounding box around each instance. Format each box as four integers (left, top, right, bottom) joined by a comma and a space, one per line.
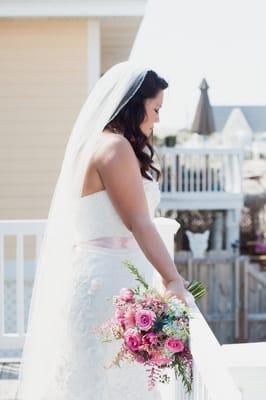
143, 332, 158, 345
135, 309, 156, 331
124, 308, 136, 329
124, 328, 142, 352
165, 338, 184, 353
119, 288, 134, 302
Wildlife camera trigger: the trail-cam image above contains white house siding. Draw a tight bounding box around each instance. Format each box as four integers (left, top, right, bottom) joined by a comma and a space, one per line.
101, 16, 142, 73
0, 18, 88, 219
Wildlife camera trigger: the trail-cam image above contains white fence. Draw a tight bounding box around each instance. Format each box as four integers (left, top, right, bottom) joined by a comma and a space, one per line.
0, 220, 45, 350
157, 146, 243, 211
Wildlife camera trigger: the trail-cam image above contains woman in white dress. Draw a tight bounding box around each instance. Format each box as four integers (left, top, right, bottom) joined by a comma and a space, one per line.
16, 62, 188, 400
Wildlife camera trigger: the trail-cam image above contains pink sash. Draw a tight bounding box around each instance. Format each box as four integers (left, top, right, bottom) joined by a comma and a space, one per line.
73, 236, 139, 250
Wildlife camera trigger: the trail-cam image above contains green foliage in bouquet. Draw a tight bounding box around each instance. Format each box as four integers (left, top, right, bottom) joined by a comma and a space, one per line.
122, 260, 206, 303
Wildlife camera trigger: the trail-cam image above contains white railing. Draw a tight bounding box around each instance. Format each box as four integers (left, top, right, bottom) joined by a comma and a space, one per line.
0, 220, 46, 349
156, 146, 243, 210
0, 218, 242, 399
188, 303, 242, 400
154, 218, 242, 400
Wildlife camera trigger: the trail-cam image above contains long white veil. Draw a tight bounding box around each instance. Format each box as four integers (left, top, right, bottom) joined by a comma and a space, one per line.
16, 61, 148, 400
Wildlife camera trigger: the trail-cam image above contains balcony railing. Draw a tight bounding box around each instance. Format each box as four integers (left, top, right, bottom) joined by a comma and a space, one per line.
156, 146, 243, 210
0, 220, 45, 350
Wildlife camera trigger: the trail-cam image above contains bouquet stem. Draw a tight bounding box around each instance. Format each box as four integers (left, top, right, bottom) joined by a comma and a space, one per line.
186, 280, 206, 302
122, 260, 206, 303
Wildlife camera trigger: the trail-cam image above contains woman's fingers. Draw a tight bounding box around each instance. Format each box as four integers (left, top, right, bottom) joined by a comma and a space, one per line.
182, 278, 190, 288
164, 289, 188, 307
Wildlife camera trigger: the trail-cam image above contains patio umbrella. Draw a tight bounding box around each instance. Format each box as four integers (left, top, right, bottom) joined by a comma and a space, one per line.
191, 78, 216, 136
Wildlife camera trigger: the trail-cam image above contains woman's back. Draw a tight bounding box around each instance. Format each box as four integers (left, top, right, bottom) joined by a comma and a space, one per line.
74, 174, 160, 244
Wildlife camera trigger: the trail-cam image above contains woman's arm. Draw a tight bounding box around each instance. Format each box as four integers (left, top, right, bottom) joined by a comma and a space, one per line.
129, 216, 187, 304
95, 134, 187, 303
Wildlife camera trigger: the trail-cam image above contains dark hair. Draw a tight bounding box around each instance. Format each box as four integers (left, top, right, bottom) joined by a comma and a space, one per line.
104, 70, 168, 181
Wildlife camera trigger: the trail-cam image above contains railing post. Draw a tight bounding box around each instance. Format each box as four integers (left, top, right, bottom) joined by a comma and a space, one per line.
170, 151, 176, 194
16, 233, 25, 336
234, 253, 240, 339
238, 256, 249, 342
154, 217, 179, 258
153, 217, 180, 292
0, 233, 5, 337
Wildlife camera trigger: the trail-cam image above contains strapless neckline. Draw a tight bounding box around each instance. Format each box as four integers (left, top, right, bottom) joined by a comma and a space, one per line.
80, 177, 159, 201
75, 176, 161, 242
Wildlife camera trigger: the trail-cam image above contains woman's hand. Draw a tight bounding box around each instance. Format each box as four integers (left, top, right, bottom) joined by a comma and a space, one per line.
182, 277, 190, 289
164, 277, 188, 306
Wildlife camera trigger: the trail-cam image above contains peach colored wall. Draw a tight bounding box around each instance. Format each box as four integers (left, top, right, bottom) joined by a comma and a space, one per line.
0, 18, 88, 219
0, 16, 141, 220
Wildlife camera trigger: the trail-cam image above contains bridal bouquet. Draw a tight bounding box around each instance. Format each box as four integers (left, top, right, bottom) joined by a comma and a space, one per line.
95, 260, 206, 393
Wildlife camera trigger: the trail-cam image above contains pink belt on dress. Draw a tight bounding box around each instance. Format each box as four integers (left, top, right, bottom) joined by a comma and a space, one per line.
73, 236, 139, 250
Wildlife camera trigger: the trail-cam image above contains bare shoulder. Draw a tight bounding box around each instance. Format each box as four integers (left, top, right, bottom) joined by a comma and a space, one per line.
94, 133, 137, 166
93, 132, 149, 231
96, 132, 133, 152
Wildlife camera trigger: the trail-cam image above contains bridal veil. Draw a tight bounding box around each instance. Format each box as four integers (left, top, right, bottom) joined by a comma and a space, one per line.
16, 62, 148, 399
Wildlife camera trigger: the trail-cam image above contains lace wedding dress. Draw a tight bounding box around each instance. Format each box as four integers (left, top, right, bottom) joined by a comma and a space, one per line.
47, 175, 163, 400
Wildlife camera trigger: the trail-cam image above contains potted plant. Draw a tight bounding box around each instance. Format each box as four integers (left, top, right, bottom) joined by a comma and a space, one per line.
164, 135, 176, 147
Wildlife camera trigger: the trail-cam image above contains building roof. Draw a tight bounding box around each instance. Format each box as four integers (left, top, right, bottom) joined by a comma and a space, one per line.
0, 0, 147, 17
213, 106, 266, 133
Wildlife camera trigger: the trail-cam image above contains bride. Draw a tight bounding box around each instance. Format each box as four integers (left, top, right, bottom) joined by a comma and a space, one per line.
16, 61, 191, 400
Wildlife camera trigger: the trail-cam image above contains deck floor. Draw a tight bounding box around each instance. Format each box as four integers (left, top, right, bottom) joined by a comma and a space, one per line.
0, 361, 20, 400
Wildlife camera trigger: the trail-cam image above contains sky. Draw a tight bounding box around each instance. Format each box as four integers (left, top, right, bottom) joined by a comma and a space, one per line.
130, 0, 266, 133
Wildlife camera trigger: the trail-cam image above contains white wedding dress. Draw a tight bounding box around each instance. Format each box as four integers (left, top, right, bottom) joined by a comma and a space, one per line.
47, 175, 163, 399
